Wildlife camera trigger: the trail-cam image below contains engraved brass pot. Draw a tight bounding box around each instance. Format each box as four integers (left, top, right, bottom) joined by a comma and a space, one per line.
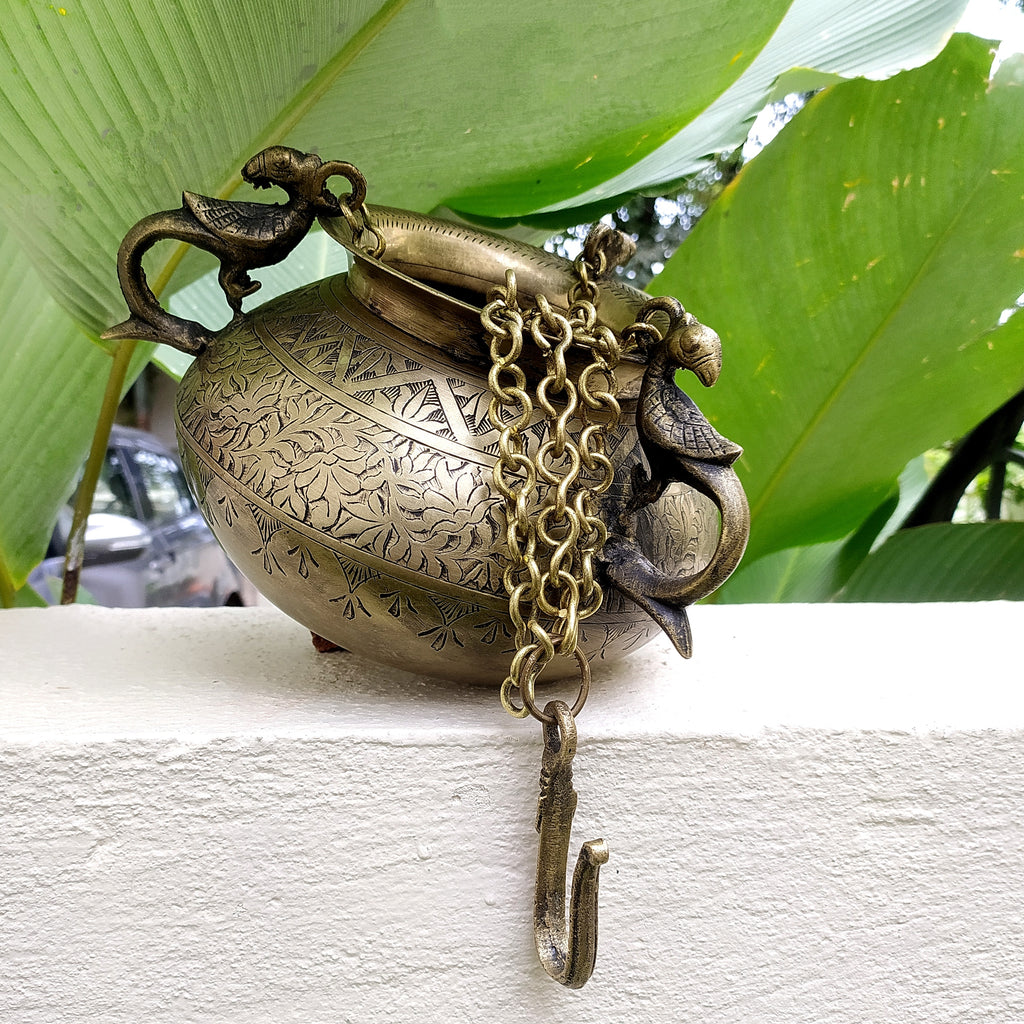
104, 150, 749, 683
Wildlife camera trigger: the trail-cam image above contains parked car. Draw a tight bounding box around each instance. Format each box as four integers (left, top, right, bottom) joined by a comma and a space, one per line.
30, 426, 257, 608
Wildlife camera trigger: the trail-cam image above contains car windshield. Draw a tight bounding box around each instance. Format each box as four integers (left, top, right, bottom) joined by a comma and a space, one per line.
129, 446, 195, 524
90, 447, 135, 519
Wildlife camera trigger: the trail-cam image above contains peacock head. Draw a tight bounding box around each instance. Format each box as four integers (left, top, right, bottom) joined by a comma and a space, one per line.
666, 312, 722, 388
242, 147, 346, 214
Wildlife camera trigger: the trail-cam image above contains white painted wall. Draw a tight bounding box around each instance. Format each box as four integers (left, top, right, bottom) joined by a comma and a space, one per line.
2, 603, 1023, 1023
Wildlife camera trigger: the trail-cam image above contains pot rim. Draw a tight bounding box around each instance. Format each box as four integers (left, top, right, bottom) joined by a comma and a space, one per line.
318, 205, 649, 361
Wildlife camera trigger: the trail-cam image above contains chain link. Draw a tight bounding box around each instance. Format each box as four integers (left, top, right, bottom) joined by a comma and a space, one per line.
483, 250, 626, 721
340, 196, 386, 259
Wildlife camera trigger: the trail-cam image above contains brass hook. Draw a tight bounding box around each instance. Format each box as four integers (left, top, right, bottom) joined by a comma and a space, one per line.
534, 699, 609, 988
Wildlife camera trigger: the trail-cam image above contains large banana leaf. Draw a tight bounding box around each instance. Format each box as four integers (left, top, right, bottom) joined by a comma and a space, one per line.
0, 0, 794, 336
0, 2, 985, 602
0, 0, 783, 604
652, 33, 1024, 568
532, 0, 969, 214
0, 1, 972, 334
838, 521, 1024, 601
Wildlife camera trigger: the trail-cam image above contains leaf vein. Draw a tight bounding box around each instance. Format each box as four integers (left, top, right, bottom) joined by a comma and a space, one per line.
750, 165, 998, 525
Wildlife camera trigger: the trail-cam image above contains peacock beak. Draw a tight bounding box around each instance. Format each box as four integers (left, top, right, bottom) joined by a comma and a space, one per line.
690, 346, 722, 386
242, 152, 265, 184
669, 320, 723, 387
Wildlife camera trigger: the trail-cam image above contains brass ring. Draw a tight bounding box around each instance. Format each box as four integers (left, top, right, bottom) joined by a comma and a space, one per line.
325, 165, 368, 213
500, 677, 531, 719
519, 645, 591, 724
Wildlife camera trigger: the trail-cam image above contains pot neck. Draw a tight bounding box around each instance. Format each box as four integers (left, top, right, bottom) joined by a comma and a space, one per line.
323, 205, 647, 392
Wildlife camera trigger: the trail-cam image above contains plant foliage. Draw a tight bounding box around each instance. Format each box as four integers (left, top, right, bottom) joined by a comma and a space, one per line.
2, 0, 1016, 607
653, 33, 1024, 598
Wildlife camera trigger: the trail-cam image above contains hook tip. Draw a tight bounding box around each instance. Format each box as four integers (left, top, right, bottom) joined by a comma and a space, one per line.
580, 839, 610, 867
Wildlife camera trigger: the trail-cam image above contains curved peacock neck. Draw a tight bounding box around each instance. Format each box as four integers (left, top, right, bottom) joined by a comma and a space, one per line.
643, 339, 677, 396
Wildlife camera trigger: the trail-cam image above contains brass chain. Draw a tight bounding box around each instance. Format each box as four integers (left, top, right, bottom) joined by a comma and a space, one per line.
483, 251, 626, 721
338, 191, 386, 259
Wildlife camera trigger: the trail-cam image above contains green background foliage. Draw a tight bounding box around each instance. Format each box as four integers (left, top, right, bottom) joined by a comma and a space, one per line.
653, 33, 1024, 591
0, 0, 1020, 607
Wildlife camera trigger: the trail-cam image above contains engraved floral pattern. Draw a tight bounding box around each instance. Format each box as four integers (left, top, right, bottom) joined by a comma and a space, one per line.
175, 277, 704, 671
180, 300, 509, 593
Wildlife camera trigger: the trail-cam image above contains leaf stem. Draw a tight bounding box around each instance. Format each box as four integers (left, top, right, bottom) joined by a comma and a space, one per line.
58, 170, 187, 605
60, 339, 137, 604
0, 547, 16, 608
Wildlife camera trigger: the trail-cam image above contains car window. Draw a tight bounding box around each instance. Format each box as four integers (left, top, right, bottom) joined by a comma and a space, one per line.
129, 447, 196, 525
91, 448, 136, 519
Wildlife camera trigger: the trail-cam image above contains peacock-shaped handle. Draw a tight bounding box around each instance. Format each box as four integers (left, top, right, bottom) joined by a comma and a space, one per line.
102, 147, 369, 354
602, 296, 750, 658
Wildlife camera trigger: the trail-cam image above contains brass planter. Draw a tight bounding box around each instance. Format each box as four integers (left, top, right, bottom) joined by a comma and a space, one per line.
104, 148, 748, 684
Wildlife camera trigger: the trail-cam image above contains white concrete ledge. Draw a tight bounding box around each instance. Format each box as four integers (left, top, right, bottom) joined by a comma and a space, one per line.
2, 603, 1023, 1022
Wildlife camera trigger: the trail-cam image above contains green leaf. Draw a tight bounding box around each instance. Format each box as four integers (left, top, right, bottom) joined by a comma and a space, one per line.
652, 34, 1024, 565
0, 1, 1000, 605
532, 0, 969, 214
12, 585, 48, 608
712, 538, 848, 603
0, 0, 793, 599
0, 0, 793, 337
838, 522, 1024, 601
716, 455, 932, 602
714, 490, 900, 603
0, 226, 148, 598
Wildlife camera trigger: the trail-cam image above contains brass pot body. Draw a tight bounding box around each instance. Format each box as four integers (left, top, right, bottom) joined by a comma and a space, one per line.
174, 242, 718, 683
